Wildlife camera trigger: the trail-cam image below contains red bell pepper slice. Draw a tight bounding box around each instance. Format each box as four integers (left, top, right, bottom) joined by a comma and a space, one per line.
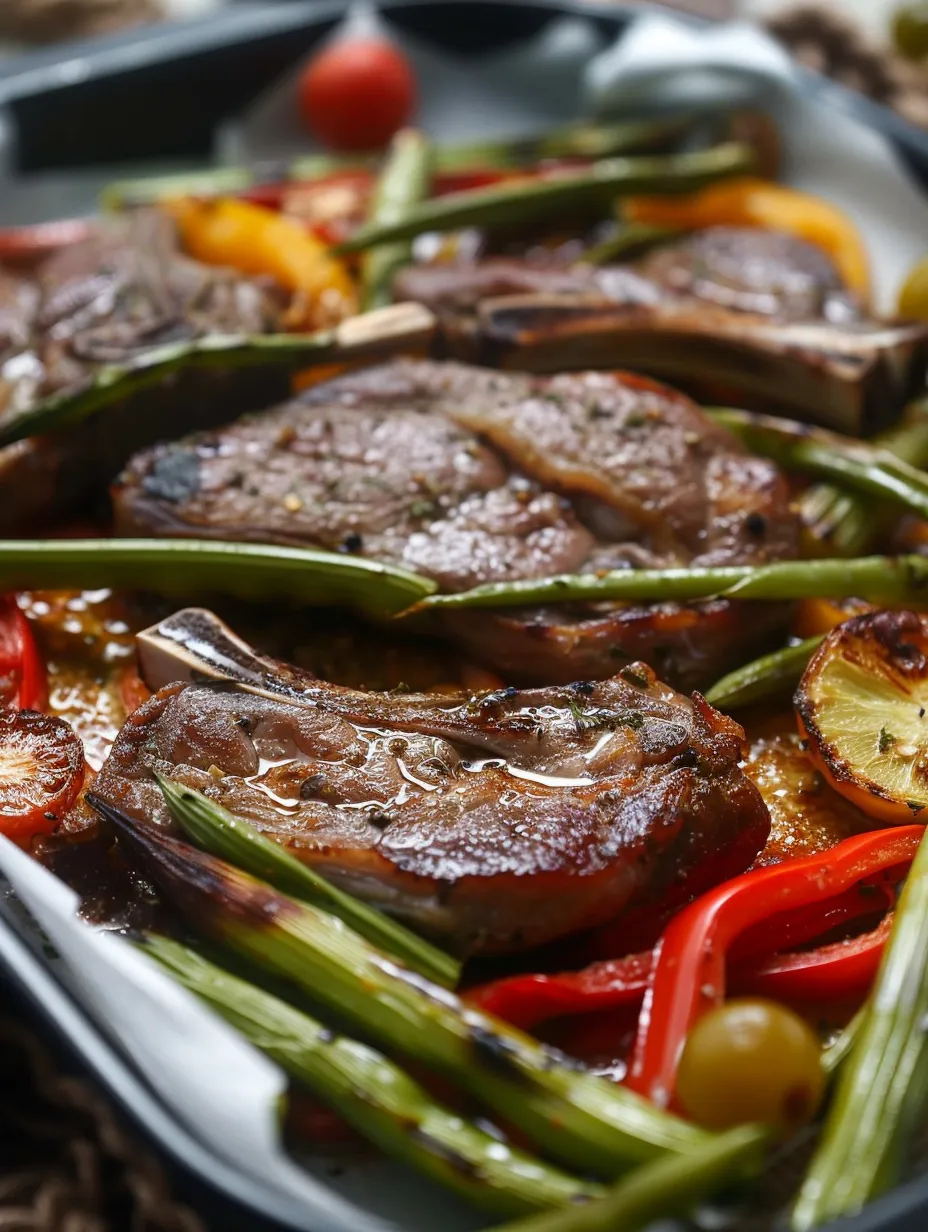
0, 596, 47, 712
624, 827, 922, 1108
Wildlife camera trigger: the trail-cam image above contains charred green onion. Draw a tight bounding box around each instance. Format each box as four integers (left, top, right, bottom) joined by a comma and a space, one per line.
0, 539, 434, 618
144, 936, 598, 1216
793, 828, 928, 1229
156, 775, 458, 988
92, 799, 706, 1178
488, 1125, 767, 1232
415, 555, 928, 612
335, 143, 754, 253
0, 302, 436, 448
704, 636, 825, 711
361, 130, 434, 311
708, 408, 928, 524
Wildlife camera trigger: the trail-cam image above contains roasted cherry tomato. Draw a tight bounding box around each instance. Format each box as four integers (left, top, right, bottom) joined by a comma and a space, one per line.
298, 38, 416, 151
676, 998, 824, 1134
0, 710, 85, 843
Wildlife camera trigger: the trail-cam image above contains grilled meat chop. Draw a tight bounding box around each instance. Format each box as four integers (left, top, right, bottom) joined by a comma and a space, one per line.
112, 358, 799, 688
91, 618, 770, 953
0, 211, 291, 531
396, 228, 928, 432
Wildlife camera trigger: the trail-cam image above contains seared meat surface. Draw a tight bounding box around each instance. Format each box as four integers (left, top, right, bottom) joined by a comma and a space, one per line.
113, 359, 799, 687
394, 226, 859, 325
0, 211, 290, 531
91, 659, 770, 953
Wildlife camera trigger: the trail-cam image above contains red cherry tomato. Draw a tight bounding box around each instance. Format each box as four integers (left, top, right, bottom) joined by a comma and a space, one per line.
298, 38, 416, 151
0, 710, 85, 844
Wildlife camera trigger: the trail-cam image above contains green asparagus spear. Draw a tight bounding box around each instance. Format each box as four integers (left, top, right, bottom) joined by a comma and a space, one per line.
792, 827, 928, 1229
361, 130, 434, 311
708, 408, 928, 523
487, 1125, 767, 1232
144, 936, 600, 1216
0, 301, 436, 448
334, 143, 754, 253
0, 538, 434, 618
90, 796, 706, 1178
581, 223, 680, 266
704, 636, 825, 712
414, 555, 928, 612
799, 401, 928, 556
156, 775, 459, 989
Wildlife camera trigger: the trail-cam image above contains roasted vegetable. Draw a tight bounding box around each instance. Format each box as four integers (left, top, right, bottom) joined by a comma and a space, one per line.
298, 36, 417, 152
0, 596, 46, 711
0, 710, 84, 843
625, 828, 923, 1109
624, 178, 871, 298
156, 775, 459, 988
166, 197, 357, 328
0, 539, 435, 619
416, 555, 928, 613
361, 129, 434, 310
708, 408, 928, 523
793, 825, 928, 1228
144, 937, 600, 1217
90, 800, 706, 1177
335, 143, 755, 252
704, 637, 824, 712
675, 999, 825, 1134
489, 1126, 767, 1232
796, 609, 928, 823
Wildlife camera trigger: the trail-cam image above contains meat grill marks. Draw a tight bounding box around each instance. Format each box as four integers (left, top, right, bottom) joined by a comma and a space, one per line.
113, 359, 800, 688
91, 660, 770, 953
0, 212, 291, 532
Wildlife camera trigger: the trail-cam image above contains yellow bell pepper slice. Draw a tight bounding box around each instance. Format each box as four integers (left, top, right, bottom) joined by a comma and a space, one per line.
165, 197, 357, 329
624, 177, 871, 301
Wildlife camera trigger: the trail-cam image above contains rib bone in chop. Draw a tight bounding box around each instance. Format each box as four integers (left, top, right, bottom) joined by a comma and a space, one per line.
89, 608, 771, 955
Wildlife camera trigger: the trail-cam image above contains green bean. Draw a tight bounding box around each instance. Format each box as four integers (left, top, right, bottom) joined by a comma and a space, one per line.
334, 143, 754, 253
361, 130, 434, 311
704, 637, 825, 711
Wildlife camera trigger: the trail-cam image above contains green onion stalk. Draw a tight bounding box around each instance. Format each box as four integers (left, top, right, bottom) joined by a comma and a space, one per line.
89, 793, 706, 1179
793, 826, 928, 1229
157, 775, 459, 988
143, 936, 601, 1217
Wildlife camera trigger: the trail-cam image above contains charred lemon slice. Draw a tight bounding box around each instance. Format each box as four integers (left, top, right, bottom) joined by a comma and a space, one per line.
796, 610, 928, 824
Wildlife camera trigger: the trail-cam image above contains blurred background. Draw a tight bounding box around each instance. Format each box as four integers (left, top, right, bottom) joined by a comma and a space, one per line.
2, 3, 928, 133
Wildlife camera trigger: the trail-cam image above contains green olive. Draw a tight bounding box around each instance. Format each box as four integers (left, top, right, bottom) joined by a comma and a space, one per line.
893, 4, 928, 59
676, 998, 825, 1134
898, 256, 928, 319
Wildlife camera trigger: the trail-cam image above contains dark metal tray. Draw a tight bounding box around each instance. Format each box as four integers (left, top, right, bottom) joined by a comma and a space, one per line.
0, 2, 927, 1228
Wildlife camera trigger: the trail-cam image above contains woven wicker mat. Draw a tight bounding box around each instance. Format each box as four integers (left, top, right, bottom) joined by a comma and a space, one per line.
0, 1010, 205, 1232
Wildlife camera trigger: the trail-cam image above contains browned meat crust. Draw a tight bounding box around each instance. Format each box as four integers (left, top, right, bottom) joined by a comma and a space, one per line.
112, 359, 799, 687
91, 664, 770, 953
0, 212, 290, 532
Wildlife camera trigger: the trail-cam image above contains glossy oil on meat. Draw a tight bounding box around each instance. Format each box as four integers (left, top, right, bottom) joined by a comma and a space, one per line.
90, 661, 770, 954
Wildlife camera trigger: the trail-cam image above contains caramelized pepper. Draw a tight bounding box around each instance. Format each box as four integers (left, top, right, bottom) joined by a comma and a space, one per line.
625, 177, 871, 300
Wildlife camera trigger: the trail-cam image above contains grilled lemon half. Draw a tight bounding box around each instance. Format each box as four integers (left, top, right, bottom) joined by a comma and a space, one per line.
795, 610, 928, 824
